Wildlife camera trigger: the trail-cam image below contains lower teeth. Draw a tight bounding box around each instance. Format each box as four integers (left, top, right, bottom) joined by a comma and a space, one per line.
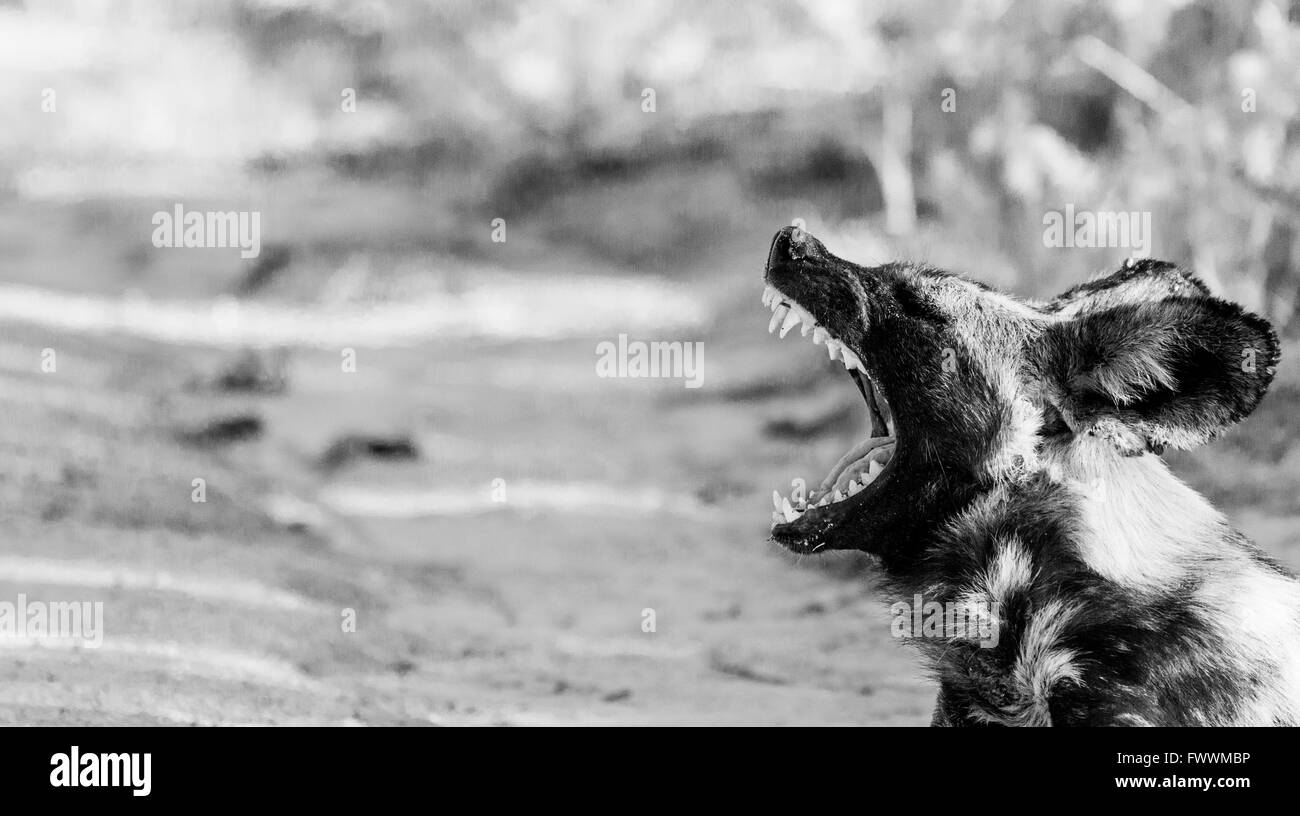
774, 447, 892, 522
816, 439, 894, 496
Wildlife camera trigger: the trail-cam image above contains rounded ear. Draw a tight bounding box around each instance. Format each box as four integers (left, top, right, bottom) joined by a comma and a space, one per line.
1035, 296, 1280, 454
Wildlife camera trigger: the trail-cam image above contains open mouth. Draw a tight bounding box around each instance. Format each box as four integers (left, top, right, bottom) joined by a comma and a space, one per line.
762, 283, 896, 534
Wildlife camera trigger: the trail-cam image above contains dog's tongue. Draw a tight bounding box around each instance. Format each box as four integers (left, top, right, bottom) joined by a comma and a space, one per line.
817, 436, 895, 496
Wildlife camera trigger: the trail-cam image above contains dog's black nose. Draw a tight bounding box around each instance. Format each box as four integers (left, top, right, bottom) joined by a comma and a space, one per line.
767, 225, 823, 269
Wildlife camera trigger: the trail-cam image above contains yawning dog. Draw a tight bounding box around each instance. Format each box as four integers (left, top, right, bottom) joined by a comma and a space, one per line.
761, 226, 1298, 726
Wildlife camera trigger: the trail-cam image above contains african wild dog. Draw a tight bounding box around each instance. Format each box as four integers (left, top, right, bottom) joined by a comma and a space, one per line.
761, 226, 1297, 726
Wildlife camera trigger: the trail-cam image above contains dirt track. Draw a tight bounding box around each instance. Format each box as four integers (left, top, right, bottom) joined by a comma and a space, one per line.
0, 289, 942, 725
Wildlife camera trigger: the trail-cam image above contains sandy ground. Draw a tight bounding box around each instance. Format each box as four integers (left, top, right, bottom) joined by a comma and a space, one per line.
0, 292, 940, 725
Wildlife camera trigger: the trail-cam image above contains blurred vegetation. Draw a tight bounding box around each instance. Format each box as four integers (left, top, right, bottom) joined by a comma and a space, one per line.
3, 0, 1300, 324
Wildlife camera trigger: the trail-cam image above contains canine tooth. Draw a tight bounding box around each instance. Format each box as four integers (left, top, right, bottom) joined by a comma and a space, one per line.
842, 349, 863, 370
867, 460, 883, 480
779, 309, 802, 337
781, 498, 799, 523
772, 490, 782, 511
812, 327, 828, 345
769, 304, 789, 334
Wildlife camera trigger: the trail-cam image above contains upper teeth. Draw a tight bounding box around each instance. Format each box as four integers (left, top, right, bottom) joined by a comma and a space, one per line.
764, 286, 863, 372
763, 283, 892, 529
768, 304, 789, 334
779, 309, 802, 337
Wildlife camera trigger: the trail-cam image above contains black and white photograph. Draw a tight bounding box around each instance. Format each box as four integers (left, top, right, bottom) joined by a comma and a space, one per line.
2, 0, 1299, 765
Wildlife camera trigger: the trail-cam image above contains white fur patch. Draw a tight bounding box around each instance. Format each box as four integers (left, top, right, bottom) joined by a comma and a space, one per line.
1043, 440, 1300, 724
1193, 567, 1300, 725
1042, 439, 1227, 589
1012, 598, 1082, 723
981, 539, 1035, 606
970, 597, 1081, 727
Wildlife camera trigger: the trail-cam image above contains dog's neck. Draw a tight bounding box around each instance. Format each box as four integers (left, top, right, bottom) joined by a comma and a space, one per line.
1039, 439, 1228, 589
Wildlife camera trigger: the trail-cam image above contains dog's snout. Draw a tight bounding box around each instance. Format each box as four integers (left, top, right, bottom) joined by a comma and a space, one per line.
767, 225, 823, 270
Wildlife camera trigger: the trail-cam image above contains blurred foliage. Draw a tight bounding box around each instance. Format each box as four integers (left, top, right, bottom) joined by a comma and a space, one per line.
1, 0, 1299, 327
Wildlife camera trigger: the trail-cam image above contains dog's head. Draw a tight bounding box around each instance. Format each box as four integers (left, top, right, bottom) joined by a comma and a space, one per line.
762, 226, 1280, 564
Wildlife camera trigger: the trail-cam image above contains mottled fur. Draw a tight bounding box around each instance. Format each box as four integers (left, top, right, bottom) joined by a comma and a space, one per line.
762, 227, 1297, 726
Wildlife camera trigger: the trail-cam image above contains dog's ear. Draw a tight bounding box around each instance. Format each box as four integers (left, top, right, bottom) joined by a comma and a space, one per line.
1045, 259, 1210, 316
1035, 296, 1280, 454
